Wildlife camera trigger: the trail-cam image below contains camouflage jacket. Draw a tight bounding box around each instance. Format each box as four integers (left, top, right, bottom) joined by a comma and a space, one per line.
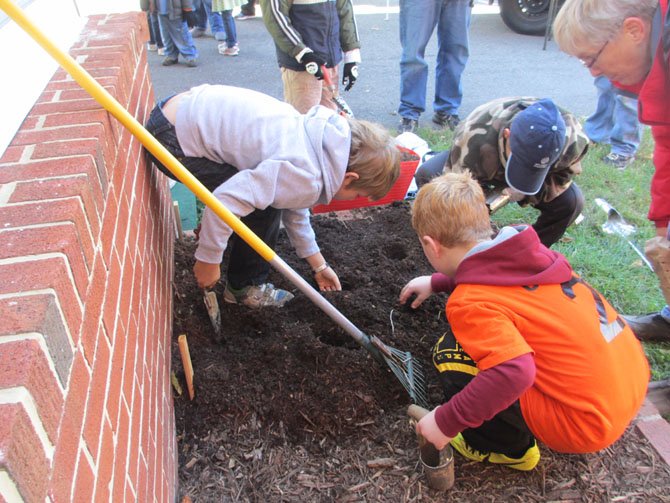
445, 97, 589, 204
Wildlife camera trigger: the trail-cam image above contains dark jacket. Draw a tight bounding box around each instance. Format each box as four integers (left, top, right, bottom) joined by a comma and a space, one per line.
261, 0, 360, 71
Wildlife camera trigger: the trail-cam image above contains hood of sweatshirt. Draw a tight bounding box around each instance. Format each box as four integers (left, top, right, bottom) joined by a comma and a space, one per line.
303, 106, 351, 205
455, 225, 573, 286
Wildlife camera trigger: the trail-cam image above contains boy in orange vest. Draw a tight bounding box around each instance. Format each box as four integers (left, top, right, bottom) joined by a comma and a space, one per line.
400, 172, 649, 470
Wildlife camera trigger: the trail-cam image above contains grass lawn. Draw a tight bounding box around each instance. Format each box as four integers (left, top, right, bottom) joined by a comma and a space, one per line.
415, 126, 670, 381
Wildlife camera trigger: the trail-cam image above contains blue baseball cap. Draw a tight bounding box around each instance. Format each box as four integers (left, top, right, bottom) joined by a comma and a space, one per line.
505, 99, 567, 195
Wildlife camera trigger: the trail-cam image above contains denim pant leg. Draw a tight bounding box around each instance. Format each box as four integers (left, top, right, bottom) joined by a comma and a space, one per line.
433, 329, 535, 457
609, 93, 641, 157
584, 76, 615, 144
158, 14, 198, 59
532, 182, 584, 248
205, 1, 226, 36
398, 0, 440, 120
193, 0, 207, 29
434, 0, 471, 115
221, 11, 237, 47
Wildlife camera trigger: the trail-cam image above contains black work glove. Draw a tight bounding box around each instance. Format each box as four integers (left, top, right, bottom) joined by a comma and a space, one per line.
301, 52, 327, 80
182, 9, 197, 28
342, 62, 358, 91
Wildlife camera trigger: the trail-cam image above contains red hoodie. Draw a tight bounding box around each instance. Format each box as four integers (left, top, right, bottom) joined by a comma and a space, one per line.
614, 0, 670, 229
432, 226, 649, 453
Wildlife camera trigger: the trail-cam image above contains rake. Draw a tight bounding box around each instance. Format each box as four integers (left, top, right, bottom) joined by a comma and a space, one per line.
0, 0, 429, 408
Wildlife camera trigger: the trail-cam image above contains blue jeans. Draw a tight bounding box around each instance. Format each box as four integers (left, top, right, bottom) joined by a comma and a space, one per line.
194, 0, 225, 37
398, 0, 471, 120
147, 11, 163, 48
584, 76, 641, 157
220, 11, 237, 47
145, 99, 279, 288
157, 14, 198, 59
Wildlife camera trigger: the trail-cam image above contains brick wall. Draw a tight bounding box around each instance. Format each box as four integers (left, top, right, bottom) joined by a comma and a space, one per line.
0, 13, 176, 502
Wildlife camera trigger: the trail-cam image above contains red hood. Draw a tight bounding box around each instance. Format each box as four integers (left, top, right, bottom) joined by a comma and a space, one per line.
454, 226, 573, 286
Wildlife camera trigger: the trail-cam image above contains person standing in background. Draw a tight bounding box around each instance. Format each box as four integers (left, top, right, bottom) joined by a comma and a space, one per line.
236, 0, 257, 19
155, 0, 199, 67
141, 0, 166, 55
397, 0, 472, 133
260, 0, 361, 114
214, 0, 242, 56
191, 0, 227, 41
584, 76, 642, 170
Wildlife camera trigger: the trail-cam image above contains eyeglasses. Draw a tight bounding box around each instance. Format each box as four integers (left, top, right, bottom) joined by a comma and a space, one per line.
580, 40, 609, 69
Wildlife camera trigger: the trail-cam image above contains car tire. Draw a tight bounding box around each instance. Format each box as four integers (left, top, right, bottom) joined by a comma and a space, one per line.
499, 0, 553, 36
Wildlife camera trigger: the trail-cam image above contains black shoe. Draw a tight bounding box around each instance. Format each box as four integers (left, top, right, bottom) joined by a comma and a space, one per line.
161, 56, 178, 66
623, 312, 670, 342
398, 117, 418, 134
433, 112, 460, 130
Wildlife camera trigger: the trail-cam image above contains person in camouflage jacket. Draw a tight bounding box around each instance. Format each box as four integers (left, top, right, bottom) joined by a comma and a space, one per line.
415, 97, 590, 247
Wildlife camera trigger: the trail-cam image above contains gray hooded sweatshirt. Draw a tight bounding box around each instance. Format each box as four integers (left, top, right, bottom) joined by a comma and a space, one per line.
175, 84, 351, 264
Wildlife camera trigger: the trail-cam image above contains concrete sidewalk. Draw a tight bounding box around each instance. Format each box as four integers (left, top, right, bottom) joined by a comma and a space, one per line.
146, 0, 596, 131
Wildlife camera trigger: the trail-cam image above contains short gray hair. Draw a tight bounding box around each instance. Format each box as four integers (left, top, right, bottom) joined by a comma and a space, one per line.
553, 0, 658, 55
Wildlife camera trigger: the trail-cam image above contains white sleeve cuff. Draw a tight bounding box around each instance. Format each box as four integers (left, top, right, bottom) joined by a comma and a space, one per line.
343, 49, 361, 64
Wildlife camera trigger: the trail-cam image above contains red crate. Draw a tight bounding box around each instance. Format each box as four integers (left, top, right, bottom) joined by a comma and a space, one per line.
312, 147, 419, 214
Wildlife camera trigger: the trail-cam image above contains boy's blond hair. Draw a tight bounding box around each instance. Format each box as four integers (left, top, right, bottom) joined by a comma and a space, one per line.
412, 172, 492, 247
346, 118, 400, 200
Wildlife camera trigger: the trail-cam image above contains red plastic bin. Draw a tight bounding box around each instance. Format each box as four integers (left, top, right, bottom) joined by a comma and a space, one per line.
312, 147, 419, 214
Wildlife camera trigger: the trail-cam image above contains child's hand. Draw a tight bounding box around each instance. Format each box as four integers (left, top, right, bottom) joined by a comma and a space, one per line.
193, 260, 221, 289
399, 276, 433, 308
416, 408, 452, 451
315, 266, 341, 292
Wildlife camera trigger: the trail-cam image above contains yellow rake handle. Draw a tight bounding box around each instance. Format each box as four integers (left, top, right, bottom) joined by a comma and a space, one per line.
0, 0, 275, 262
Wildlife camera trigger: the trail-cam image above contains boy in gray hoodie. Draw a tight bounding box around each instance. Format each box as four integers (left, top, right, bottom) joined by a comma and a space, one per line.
146, 84, 399, 307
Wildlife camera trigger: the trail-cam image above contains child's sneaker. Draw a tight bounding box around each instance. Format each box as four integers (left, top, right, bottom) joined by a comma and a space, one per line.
157, 47, 166, 56
148, 43, 158, 51
450, 433, 540, 471
218, 43, 240, 56
223, 283, 294, 308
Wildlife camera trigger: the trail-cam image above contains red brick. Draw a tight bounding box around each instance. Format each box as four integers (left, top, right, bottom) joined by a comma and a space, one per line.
99, 190, 119, 265
31, 138, 100, 162
73, 450, 95, 502
10, 176, 102, 227
0, 145, 24, 164
29, 98, 104, 116
122, 315, 139, 403
102, 251, 122, 339
11, 123, 104, 147
36, 90, 57, 103
0, 198, 97, 264
0, 257, 82, 346
111, 404, 130, 501
93, 418, 114, 502
82, 329, 110, 460
48, 353, 90, 502
127, 381, 142, 484
0, 224, 90, 298
44, 77, 117, 94
0, 403, 50, 502
79, 253, 108, 363
0, 339, 63, 441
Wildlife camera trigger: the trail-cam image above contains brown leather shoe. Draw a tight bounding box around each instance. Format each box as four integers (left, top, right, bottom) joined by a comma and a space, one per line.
623, 312, 670, 342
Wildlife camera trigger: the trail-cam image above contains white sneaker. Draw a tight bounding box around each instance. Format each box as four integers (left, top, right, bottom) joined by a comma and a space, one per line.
157, 47, 166, 56
218, 43, 239, 56
147, 43, 158, 51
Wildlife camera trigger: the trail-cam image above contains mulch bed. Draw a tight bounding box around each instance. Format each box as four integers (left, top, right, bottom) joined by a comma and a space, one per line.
172, 202, 670, 502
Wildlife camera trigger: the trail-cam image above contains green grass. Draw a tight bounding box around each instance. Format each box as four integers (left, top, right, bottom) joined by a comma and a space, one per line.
415, 125, 670, 381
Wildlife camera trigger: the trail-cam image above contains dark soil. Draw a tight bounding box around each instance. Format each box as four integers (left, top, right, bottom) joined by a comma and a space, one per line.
172, 202, 670, 502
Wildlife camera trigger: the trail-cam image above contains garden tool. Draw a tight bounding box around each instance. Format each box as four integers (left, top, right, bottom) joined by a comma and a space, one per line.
203, 289, 223, 342
0, 0, 427, 408
594, 198, 653, 271
305, 64, 354, 118
645, 228, 670, 306
407, 404, 455, 491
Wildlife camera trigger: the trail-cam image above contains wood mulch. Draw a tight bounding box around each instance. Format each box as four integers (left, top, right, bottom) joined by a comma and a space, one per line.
172, 202, 670, 502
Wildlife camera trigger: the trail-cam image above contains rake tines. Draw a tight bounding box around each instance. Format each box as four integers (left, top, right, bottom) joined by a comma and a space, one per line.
370, 336, 429, 408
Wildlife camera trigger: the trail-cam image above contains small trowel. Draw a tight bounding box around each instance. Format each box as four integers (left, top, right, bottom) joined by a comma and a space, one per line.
203, 289, 223, 342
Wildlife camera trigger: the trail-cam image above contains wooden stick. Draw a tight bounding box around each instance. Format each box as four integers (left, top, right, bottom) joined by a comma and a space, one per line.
178, 334, 195, 400
173, 201, 183, 241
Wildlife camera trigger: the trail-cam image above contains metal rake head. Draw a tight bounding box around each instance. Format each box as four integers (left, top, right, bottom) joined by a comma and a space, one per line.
371, 337, 429, 408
